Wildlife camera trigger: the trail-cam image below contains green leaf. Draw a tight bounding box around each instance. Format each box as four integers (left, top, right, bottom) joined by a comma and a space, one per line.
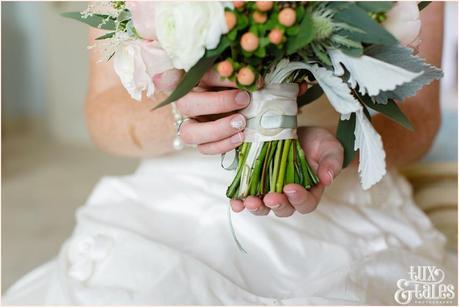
61, 12, 116, 31
286, 10, 314, 55
297, 84, 324, 108
331, 35, 364, 57
418, 2, 431, 11
154, 38, 230, 109
311, 43, 332, 66
333, 4, 397, 45
340, 45, 364, 57
95, 31, 116, 40
227, 28, 238, 41
336, 113, 357, 167
356, 1, 394, 13
259, 37, 270, 48
286, 25, 300, 36
254, 47, 266, 58
296, 4, 305, 21
117, 10, 131, 22
360, 96, 414, 130
237, 14, 249, 29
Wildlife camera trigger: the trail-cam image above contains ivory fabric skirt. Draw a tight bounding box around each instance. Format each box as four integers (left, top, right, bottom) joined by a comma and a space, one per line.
3, 149, 457, 305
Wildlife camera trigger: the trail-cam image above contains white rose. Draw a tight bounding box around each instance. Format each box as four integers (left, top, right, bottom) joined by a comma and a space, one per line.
382, 2, 422, 50
113, 40, 173, 101
154, 2, 228, 71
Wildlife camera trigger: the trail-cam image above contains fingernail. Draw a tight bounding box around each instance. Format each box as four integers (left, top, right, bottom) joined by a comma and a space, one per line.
247, 206, 259, 212
230, 133, 243, 144
327, 170, 334, 183
230, 115, 245, 129
267, 204, 281, 209
235, 91, 251, 106
284, 189, 298, 201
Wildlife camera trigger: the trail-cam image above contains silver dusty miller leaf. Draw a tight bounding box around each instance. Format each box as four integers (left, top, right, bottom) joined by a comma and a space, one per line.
366, 44, 443, 104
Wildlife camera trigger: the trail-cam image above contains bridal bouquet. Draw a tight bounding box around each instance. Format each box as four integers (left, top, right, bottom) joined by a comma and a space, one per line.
65, 1, 441, 199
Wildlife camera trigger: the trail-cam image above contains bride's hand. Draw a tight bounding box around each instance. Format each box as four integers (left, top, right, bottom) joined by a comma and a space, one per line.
230, 127, 344, 217
162, 70, 251, 154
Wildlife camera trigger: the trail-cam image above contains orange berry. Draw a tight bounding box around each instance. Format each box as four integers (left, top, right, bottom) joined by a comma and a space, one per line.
240, 32, 259, 52
268, 28, 283, 45
278, 8, 296, 27
217, 60, 234, 78
237, 67, 256, 86
253, 11, 267, 24
233, 1, 245, 9
256, 1, 273, 12
225, 11, 237, 31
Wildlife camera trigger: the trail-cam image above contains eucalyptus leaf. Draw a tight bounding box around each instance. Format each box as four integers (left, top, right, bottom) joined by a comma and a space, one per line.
95, 31, 116, 40
154, 39, 230, 109
297, 84, 324, 108
333, 4, 397, 45
356, 2, 394, 13
62, 12, 116, 31
311, 44, 332, 66
336, 113, 357, 167
286, 10, 314, 55
340, 45, 364, 57
418, 2, 431, 11
117, 10, 131, 22
360, 96, 413, 130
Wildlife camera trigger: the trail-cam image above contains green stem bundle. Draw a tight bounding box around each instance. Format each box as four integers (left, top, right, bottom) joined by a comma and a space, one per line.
226, 139, 319, 200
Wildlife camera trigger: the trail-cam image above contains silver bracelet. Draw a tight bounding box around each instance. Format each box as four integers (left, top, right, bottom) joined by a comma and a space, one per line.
171, 102, 185, 151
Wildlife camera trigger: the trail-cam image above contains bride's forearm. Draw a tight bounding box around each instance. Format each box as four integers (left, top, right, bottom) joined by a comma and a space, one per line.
372, 84, 441, 168
86, 86, 176, 158
373, 2, 444, 168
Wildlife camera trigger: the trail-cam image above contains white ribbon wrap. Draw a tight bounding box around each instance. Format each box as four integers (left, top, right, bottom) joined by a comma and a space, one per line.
240, 83, 299, 143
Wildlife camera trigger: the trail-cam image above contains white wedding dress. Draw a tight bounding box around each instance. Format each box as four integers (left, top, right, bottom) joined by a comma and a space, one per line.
3, 98, 457, 305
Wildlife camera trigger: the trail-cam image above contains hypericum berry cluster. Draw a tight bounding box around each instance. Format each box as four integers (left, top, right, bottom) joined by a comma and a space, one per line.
215, 1, 307, 90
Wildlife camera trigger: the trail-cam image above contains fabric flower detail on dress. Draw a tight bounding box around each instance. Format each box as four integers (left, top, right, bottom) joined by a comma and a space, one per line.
67, 234, 113, 282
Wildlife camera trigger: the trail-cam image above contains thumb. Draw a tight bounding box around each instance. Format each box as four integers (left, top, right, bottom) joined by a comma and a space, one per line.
317, 150, 343, 186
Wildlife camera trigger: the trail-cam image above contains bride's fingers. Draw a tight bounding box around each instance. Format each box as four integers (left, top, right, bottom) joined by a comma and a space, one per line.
317, 149, 343, 186
199, 70, 237, 88
283, 184, 325, 214
243, 196, 270, 216
230, 199, 245, 213
180, 114, 246, 145
197, 132, 244, 155
177, 90, 250, 117
153, 69, 183, 92
263, 193, 295, 217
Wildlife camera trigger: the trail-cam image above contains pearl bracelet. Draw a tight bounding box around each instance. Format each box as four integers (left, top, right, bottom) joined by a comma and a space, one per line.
171, 102, 185, 151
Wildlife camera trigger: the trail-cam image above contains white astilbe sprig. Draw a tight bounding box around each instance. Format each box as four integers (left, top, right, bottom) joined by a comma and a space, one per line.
89, 31, 132, 63
81, 2, 120, 19
328, 49, 423, 97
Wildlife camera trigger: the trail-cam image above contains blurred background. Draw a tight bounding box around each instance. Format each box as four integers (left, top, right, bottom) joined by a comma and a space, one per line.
1, 1, 458, 293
